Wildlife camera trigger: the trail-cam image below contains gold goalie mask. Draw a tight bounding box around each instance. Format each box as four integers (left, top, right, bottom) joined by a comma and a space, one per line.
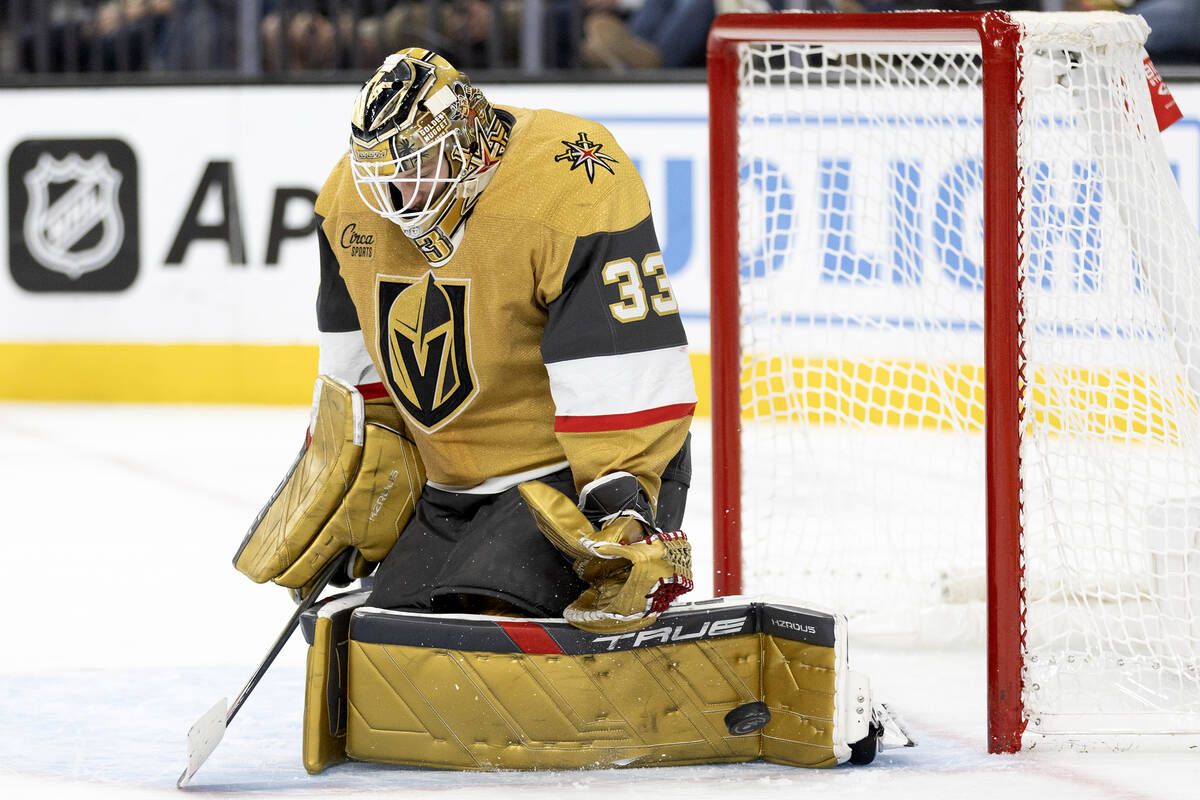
349, 48, 506, 265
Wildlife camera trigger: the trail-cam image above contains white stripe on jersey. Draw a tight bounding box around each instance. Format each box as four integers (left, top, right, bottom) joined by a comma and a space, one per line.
426, 460, 570, 495
545, 345, 697, 417
318, 330, 381, 386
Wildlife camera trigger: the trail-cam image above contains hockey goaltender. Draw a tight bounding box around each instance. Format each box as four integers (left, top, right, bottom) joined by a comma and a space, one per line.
199, 47, 911, 781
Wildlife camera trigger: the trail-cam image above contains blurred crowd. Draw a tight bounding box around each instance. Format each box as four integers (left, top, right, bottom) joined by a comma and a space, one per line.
1, 0, 1196, 78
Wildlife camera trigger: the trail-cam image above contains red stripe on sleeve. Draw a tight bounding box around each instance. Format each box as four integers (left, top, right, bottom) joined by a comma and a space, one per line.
496, 621, 564, 654
357, 382, 389, 400
554, 402, 696, 433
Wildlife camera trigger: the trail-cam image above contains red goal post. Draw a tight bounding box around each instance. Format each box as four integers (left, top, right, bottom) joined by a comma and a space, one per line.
708, 11, 1024, 751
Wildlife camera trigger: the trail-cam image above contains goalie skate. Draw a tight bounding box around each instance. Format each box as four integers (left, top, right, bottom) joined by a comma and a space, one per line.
876, 703, 917, 750
848, 702, 918, 766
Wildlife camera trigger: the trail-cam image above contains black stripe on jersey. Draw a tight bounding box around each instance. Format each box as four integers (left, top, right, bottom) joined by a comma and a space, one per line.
542, 215, 687, 364
316, 217, 361, 333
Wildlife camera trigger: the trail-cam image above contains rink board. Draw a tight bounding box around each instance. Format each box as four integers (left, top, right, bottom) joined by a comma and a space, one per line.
2, 82, 1199, 403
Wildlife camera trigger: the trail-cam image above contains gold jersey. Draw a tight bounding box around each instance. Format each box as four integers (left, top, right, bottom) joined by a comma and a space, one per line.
313, 105, 696, 502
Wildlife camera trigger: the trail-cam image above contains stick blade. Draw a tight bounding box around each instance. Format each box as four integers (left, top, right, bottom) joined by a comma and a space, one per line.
177, 698, 228, 788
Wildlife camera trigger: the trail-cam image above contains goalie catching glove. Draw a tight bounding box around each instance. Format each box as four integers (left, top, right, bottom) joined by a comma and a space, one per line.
519, 472, 693, 634
233, 376, 425, 589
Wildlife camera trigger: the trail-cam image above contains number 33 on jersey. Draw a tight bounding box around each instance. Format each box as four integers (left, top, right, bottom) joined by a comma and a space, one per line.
604, 252, 678, 323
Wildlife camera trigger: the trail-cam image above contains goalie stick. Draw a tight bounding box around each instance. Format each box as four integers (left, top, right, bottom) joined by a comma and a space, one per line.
176, 552, 351, 788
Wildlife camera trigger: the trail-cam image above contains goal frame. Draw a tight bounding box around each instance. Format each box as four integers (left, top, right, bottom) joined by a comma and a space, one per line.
706, 11, 1025, 753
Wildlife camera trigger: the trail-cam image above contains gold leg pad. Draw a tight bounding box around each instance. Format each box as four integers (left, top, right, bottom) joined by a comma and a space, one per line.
337, 601, 852, 771
761, 636, 839, 768
346, 637, 765, 769
302, 616, 349, 774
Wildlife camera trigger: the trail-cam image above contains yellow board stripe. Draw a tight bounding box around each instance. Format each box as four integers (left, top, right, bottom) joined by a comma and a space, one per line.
3, 344, 1184, 443
0, 343, 319, 405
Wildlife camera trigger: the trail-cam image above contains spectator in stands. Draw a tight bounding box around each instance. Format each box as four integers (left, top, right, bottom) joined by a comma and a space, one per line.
91, 0, 173, 71
1125, 0, 1200, 63
380, 0, 521, 70
261, 0, 390, 72
154, 0, 239, 70
577, 1, 785, 72
1065, 1, 1200, 64
65, 0, 236, 72
12, 1, 96, 73
261, 0, 331, 71
578, 0, 714, 70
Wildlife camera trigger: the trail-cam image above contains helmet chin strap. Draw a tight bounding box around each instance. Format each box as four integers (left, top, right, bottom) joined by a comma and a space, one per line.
458, 163, 497, 206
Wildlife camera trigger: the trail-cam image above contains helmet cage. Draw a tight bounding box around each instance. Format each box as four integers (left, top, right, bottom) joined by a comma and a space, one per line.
350, 127, 472, 235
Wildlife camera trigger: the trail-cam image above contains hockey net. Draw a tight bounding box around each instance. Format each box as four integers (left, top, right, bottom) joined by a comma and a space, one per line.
708, 11, 1200, 751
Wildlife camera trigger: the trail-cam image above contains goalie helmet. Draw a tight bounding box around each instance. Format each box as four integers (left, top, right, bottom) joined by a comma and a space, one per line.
349, 48, 504, 263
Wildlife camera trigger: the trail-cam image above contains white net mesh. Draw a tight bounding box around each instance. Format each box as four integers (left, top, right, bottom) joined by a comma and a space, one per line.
728, 11, 1200, 740
734, 39, 988, 641
1015, 11, 1200, 737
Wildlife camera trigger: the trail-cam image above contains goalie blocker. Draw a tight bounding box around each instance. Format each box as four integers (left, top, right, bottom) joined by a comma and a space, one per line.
298, 594, 914, 774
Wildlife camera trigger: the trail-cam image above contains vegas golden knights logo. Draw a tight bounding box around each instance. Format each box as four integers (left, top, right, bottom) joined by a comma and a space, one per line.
377, 272, 477, 431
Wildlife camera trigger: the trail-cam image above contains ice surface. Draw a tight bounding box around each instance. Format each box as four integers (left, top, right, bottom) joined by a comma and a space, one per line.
0, 402, 1195, 799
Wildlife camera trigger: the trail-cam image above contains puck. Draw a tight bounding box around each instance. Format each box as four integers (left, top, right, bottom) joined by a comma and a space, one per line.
724, 701, 771, 735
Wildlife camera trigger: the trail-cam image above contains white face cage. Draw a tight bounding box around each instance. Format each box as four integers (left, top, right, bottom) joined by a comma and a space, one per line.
349, 133, 469, 236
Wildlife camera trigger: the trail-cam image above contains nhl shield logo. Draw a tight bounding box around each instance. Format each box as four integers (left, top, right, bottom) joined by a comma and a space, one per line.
23, 152, 124, 279
8, 138, 139, 292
